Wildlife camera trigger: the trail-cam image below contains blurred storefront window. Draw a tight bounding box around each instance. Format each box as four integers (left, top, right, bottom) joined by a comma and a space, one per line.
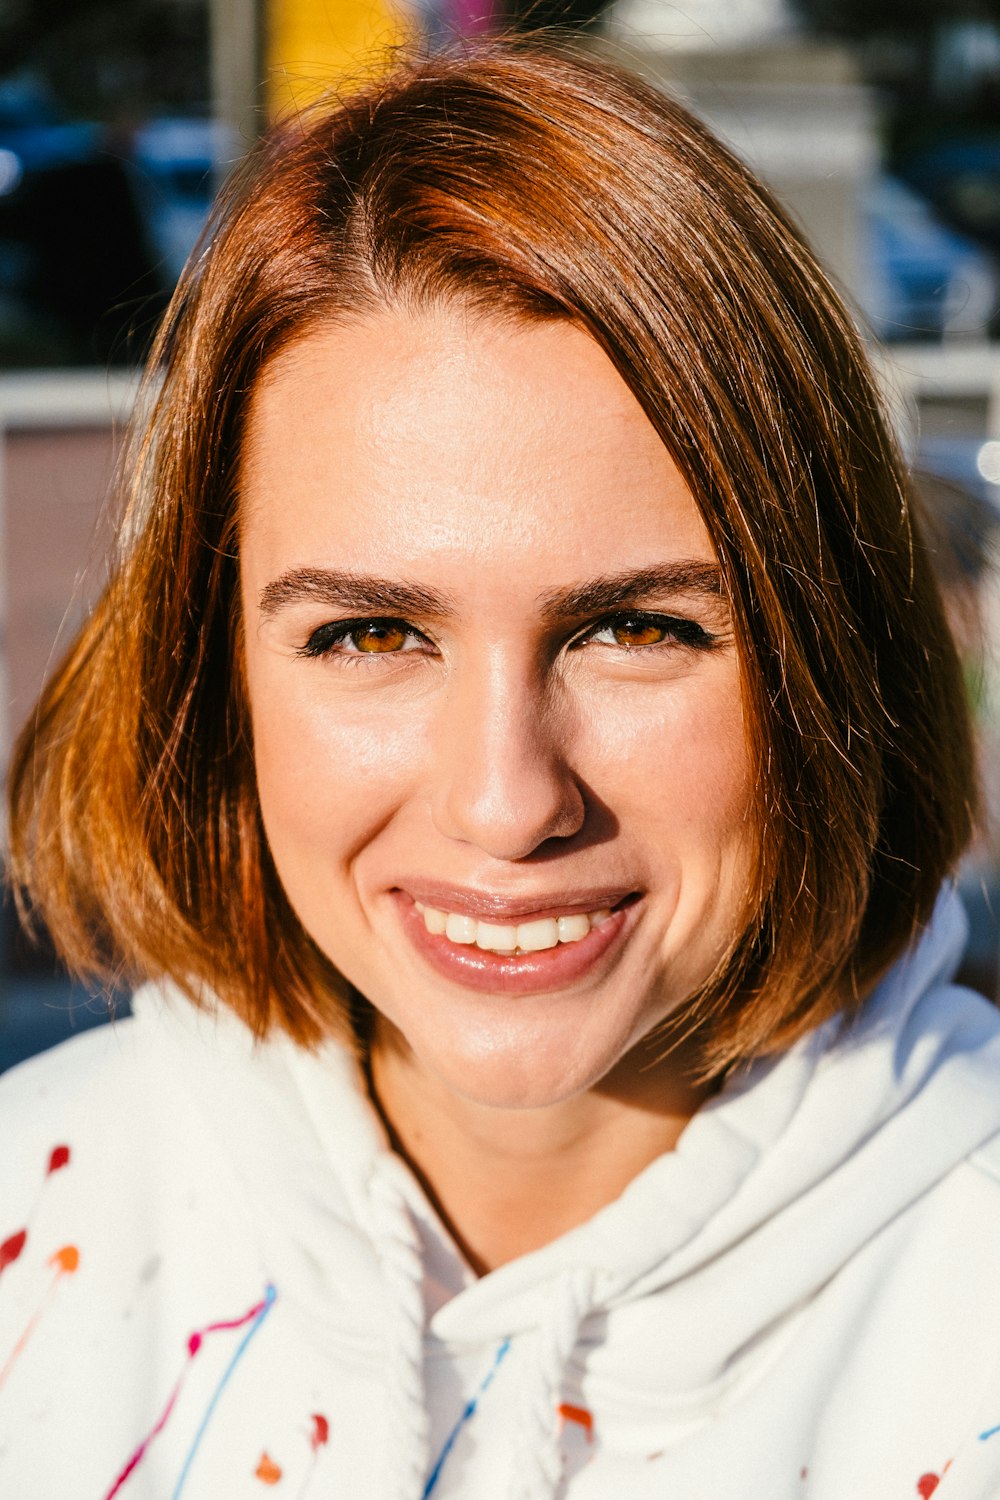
0, 0, 211, 368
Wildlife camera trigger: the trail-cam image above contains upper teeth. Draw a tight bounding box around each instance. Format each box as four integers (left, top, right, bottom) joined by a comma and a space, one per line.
415, 903, 613, 953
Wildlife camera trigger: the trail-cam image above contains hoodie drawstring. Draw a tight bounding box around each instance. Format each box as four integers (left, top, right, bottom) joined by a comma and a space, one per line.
511, 1267, 598, 1500
366, 1150, 600, 1500
367, 1157, 431, 1500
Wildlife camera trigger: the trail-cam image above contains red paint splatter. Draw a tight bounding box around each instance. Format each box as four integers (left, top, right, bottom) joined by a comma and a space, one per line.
255, 1452, 282, 1484
0, 1144, 72, 1284
557, 1403, 594, 1442
917, 1476, 940, 1498
0, 1229, 27, 1275
291, 1412, 331, 1499
47, 1145, 70, 1174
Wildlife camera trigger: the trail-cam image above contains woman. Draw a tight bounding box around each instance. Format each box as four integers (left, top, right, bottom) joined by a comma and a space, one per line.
2, 40, 999, 1500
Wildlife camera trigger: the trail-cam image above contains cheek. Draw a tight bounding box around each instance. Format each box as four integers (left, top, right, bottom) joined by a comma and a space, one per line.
582, 664, 752, 856
246, 657, 425, 873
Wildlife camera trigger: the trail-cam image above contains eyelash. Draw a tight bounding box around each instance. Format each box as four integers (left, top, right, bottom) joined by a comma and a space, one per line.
579, 613, 717, 652
297, 612, 718, 661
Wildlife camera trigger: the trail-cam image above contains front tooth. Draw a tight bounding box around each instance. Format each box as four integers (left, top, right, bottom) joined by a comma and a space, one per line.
475, 921, 518, 952
516, 917, 559, 952
557, 914, 591, 943
445, 913, 477, 944
423, 906, 447, 936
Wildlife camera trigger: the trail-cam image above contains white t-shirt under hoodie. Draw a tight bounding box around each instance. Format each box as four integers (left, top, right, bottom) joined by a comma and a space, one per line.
2, 888, 1000, 1499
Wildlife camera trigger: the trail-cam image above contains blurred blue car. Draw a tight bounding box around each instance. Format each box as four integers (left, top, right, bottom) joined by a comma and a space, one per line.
901, 139, 1000, 253
130, 118, 238, 286
861, 171, 998, 342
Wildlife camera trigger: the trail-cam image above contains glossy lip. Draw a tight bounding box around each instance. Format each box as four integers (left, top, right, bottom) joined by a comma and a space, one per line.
398, 881, 638, 923
392, 888, 641, 996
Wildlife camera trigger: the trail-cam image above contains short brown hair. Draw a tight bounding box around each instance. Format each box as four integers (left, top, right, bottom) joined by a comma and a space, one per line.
6, 39, 977, 1073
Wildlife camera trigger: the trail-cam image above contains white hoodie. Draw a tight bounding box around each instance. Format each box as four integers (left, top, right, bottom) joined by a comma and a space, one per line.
2, 888, 1000, 1500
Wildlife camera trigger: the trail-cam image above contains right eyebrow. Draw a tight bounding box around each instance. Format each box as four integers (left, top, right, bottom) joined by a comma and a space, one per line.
537, 562, 725, 621
258, 567, 456, 620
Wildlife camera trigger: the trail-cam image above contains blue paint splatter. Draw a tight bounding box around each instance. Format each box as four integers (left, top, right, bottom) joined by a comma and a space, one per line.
979, 1422, 1000, 1441
423, 1337, 511, 1498
171, 1282, 277, 1499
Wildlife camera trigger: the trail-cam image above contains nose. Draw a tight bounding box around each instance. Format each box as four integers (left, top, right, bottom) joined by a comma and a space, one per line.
430, 655, 585, 860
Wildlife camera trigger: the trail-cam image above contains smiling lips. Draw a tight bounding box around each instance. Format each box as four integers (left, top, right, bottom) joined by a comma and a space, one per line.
416, 900, 615, 955
398, 889, 636, 995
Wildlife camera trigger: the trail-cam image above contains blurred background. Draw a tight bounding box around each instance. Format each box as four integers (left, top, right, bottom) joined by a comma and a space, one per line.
3, 0, 1000, 1069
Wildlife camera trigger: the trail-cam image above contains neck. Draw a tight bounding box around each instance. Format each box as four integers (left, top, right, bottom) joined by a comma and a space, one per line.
368, 1027, 713, 1276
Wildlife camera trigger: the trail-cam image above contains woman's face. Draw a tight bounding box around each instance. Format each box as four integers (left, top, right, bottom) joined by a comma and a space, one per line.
240, 306, 754, 1109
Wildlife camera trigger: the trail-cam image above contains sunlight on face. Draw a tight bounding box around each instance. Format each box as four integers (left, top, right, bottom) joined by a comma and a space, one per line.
239, 306, 754, 1110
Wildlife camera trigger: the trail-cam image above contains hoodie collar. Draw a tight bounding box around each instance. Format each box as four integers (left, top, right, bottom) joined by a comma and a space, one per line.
134, 885, 1000, 1393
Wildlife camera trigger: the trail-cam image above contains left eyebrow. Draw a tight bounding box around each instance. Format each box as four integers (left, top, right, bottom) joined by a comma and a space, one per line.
258, 567, 456, 620
537, 563, 725, 621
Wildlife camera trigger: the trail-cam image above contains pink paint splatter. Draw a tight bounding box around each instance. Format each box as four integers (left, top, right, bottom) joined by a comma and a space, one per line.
103, 1365, 189, 1497
0, 1244, 80, 1390
104, 1284, 276, 1499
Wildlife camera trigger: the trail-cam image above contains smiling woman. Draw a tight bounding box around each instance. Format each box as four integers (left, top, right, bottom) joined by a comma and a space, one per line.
2, 37, 1000, 1500
240, 312, 751, 1118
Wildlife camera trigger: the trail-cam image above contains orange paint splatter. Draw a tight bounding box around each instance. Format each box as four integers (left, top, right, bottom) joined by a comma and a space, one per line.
256, 1452, 282, 1484
0, 1244, 80, 1391
557, 1402, 594, 1441
50, 1244, 79, 1274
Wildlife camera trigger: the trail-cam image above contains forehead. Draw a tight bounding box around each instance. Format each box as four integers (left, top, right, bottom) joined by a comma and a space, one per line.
239, 306, 716, 583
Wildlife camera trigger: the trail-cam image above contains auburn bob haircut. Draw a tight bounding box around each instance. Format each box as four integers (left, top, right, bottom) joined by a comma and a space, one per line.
7, 41, 976, 1074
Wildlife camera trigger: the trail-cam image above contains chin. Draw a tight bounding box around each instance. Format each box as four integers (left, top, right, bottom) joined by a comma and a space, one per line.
419, 1024, 628, 1112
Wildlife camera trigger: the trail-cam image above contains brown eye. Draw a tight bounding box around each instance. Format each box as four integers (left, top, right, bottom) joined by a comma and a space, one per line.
611, 619, 667, 648
351, 622, 409, 653
577, 612, 716, 653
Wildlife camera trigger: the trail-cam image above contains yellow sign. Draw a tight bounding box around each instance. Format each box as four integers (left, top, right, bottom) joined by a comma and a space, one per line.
267, 0, 419, 116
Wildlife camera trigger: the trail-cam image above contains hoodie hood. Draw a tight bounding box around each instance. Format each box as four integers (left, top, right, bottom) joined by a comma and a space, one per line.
132, 885, 1000, 1499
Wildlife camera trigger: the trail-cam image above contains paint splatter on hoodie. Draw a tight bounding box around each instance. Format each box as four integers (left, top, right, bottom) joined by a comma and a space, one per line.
2, 887, 1000, 1499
